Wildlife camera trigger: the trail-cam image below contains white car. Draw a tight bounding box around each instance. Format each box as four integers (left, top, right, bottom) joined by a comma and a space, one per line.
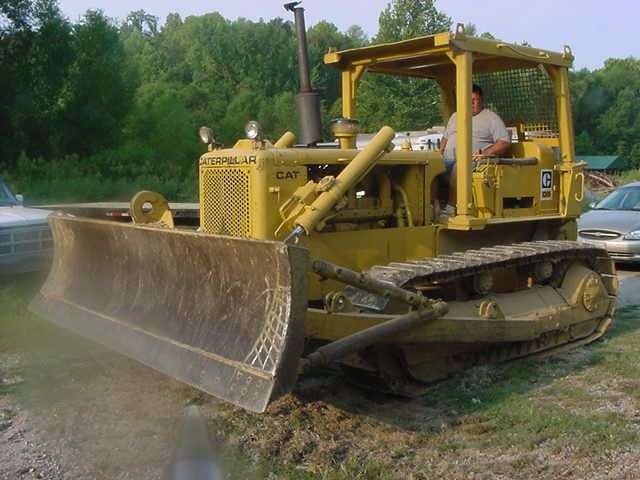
0, 179, 53, 274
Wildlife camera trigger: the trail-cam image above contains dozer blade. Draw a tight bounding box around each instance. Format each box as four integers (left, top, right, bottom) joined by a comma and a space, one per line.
30, 214, 309, 413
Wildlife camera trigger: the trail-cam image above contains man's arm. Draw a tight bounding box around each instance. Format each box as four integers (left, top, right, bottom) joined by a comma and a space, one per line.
477, 139, 510, 156
439, 137, 448, 154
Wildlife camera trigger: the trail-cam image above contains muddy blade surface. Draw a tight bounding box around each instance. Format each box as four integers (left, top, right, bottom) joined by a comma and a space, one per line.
30, 215, 309, 413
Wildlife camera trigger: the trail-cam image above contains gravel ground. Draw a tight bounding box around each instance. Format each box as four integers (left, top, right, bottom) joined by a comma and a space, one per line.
0, 383, 65, 480
0, 351, 196, 480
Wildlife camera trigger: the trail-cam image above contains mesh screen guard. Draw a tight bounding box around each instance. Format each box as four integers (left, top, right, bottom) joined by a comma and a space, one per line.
474, 66, 558, 139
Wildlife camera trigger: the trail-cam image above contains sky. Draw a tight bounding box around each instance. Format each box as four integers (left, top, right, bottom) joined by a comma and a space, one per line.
56, 0, 639, 70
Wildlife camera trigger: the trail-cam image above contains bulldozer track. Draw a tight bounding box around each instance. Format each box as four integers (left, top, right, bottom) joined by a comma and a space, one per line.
347, 240, 618, 311
342, 240, 618, 396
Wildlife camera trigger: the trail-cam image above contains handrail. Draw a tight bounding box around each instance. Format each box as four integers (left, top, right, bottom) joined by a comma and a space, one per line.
496, 43, 550, 60
473, 156, 538, 167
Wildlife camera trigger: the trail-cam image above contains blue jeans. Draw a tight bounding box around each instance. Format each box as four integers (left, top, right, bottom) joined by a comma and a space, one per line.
444, 159, 455, 173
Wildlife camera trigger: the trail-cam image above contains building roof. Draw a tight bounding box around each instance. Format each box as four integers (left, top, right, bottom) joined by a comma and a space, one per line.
578, 155, 626, 170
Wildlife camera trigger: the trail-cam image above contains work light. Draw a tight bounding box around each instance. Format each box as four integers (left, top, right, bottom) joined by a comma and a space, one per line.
245, 121, 262, 140
198, 126, 214, 145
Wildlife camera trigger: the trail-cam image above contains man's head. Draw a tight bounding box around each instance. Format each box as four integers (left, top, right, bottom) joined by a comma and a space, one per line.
472, 84, 484, 115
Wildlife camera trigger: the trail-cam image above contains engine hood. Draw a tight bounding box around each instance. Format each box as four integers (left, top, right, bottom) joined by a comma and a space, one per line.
0, 205, 51, 228
578, 209, 640, 234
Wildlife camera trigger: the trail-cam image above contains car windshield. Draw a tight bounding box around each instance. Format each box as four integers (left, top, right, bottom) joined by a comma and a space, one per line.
0, 181, 16, 206
594, 186, 640, 211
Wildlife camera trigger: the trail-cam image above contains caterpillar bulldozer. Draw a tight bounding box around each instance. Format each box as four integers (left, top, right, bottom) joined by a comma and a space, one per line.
31, 6, 618, 413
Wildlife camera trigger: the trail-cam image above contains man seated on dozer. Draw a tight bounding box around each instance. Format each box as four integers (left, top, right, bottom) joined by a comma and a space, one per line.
438, 83, 510, 217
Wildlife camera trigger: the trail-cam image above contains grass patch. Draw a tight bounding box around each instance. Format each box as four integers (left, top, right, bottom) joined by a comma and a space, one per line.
0, 273, 92, 356
0, 273, 55, 352
11, 174, 198, 204
615, 169, 640, 186
484, 397, 636, 450
420, 316, 640, 454
5, 150, 199, 203
263, 459, 394, 480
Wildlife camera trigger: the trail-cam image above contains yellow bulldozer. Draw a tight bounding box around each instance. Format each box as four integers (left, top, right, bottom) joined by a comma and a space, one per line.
32, 7, 618, 413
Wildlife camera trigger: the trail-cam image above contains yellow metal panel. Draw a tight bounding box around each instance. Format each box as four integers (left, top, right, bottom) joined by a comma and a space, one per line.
469, 141, 561, 220
546, 65, 581, 218
472, 169, 497, 218
341, 65, 365, 119
556, 67, 576, 165
302, 226, 437, 300
454, 50, 473, 218
433, 32, 451, 47
452, 36, 573, 68
305, 285, 576, 343
324, 34, 443, 68
268, 148, 436, 166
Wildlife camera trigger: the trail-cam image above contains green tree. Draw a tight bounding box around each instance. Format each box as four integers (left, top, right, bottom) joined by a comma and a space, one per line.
575, 131, 595, 155
13, 1, 640, 202
346, 25, 368, 46
28, 0, 74, 156
356, 0, 451, 131
0, 0, 73, 162
377, 0, 451, 42
462, 22, 495, 39
598, 72, 640, 168
570, 57, 640, 167
60, 10, 131, 155
121, 81, 199, 162
0, 0, 32, 31
125, 9, 158, 36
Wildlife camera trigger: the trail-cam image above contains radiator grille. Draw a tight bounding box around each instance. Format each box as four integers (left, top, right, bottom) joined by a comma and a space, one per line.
0, 225, 52, 256
200, 167, 251, 237
579, 230, 621, 240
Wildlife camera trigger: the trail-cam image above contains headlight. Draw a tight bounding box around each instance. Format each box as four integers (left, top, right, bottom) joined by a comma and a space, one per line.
199, 126, 214, 145
245, 120, 262, 140
623, 230, 640, 240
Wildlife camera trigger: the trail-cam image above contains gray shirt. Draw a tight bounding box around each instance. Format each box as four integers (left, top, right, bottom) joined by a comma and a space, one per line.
443, 108, 510, 161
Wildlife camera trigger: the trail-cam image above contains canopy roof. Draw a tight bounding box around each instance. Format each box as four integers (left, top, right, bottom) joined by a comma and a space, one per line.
324, 30, 573, 78
578, 155, 626, 170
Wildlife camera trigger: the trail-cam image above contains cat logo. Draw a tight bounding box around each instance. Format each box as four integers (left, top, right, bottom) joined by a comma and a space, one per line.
540, 169, 553, 199
276, 171, 301, 180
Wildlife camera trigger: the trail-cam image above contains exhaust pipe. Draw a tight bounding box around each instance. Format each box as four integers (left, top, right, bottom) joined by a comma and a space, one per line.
284, 2, 322, 145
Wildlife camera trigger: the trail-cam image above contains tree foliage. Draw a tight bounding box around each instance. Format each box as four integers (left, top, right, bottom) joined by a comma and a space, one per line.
571, 58, 640, 168
1, 0, 639, 201
357, 0, 451, 131
0, 0, 73, 160
377, 0, 451, 42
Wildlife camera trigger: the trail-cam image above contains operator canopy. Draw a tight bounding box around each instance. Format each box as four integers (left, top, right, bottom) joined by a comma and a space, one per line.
324, 29, 573, 77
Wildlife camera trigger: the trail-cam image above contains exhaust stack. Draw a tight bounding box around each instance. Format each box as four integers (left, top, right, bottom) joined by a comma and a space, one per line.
284, 2, 322, 145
